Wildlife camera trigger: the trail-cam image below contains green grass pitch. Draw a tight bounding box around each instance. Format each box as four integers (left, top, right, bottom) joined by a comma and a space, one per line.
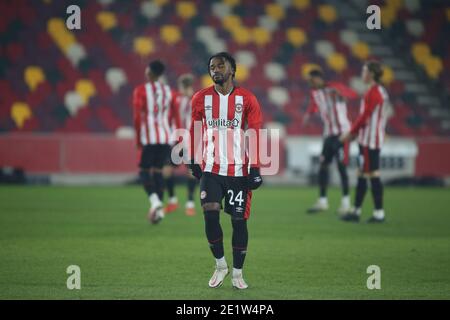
0, 185, 449, 299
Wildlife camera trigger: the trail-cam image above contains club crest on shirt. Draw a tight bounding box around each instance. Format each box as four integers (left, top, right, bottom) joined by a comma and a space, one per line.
235, 103, 243, 113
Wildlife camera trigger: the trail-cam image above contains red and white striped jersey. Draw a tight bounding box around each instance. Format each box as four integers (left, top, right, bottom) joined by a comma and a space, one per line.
307, 86, 351, 137
174, 93, 192, 130
132, 81, 180, 146
190, 86, 263, 177
351, 84, 389, 149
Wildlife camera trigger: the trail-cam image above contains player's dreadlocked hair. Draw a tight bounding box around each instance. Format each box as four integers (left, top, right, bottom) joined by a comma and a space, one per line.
365, 60, 383, 83
208, 52, 236, 79
148, 60, 165, 77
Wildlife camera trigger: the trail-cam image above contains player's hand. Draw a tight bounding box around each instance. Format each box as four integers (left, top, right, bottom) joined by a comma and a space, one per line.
339, 132, 354, 143
247, 167, 263, 190
188, 163, 202, 180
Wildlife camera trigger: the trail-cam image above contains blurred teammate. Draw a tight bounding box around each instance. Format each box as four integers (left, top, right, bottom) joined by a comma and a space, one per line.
164, 74, 198, 216
303, 69, 355, 215
340, 61, 389, 223
132, 60, 179, 224
188, 52, 263, 289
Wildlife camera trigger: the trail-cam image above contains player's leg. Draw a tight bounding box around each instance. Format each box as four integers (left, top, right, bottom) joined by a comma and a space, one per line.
341, 145, 368, 222
367, 149, 385, 223
185, 175, 197, 216
163, 164, 178, 214
200, 173, 228, 288
307, 137, 332, 213
336, 141, 351, 215
147, 145, 168, 223
224, 177, 252, 289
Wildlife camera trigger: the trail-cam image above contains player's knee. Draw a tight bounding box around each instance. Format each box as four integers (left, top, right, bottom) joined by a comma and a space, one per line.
202, 202, 220, 212
369, 171, 380, 178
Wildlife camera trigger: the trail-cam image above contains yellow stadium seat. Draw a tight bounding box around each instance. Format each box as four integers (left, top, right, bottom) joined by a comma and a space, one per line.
252, 27, 271, 47
235, 64, 249, 82
381, 66, 395, 85
47, 18, 76, 53
160, 25, 181, 45
318, 5, 337, 24
231, 26, 251, 45
11, 102, 32, 129
176, 1, 197, 20
386, 0, 403, 10
327, 52, 347, 73
351, 41, 371, 60
222, 15, 242, 33
96, 11, 117, 31
154, 0, 169, 6
75, 79, 96, 104
133, 37, 154, 57
24, 66, 46, 92
286, 28, 307, 47
201, 74, 213, 88
423, 55, 443, 79
301, 63, 322, 79
412, 42, 431, 65
265, 3, 285, 21
223, 0, 240, 7
292, 0, 310, 10
381, 5, 396, 28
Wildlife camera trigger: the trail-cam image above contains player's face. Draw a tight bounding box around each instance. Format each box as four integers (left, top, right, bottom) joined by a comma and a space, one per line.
362, 65, 371, 84
179, 85, 194, 97
308, 75, 323, 88
209, 57, 232, 85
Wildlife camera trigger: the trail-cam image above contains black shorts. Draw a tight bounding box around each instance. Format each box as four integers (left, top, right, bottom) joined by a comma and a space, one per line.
139, 144, 171, 169
321, 135, 349, 165
358, 145, 380, 173
199, 172, 252, 220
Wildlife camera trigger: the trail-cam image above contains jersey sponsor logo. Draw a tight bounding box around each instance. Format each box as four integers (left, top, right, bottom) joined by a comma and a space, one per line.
207, 118, 240, 128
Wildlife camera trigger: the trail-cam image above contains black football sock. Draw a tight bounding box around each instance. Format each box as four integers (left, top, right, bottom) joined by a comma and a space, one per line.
355, 176, 368, 209
153, 171, 164, 201
139, 170, 154, 196
187, 178, 197, 201
204, 210, 224, 259
231, 218, 248, 269
318, 165, 329, 198
165, 174, 175, 198
370, 177, 384, 210
337, 162, 350, 197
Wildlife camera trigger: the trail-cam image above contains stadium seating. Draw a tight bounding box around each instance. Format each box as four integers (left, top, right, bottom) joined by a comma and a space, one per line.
0, 0, 448, 136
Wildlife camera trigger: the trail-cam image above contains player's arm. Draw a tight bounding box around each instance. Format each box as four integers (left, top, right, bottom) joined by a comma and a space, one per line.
341, 89, 382, 143
246, 93, 263, 190
132, 87, 143, 149
303, 92, 318, 126
188, 92, 203, 179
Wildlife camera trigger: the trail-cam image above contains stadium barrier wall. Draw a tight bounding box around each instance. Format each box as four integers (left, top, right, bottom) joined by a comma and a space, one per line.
0, 134, 449, 182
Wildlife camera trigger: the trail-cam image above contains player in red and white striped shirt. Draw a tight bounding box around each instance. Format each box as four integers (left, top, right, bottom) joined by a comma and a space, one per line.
132, 60, 180, 224
188, 52, 263, 290
340, 60, 390, 223
164, 74, 198, 216
303, 69, 356, 215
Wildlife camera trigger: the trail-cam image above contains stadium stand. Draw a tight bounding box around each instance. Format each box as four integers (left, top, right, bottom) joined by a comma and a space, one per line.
0, 0, 448, 136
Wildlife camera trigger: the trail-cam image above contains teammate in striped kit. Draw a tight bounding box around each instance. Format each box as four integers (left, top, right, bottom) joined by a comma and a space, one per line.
164, 74, 198, 216
340, 61, 390, 223
132, 60, 180, 224
188, 52, 263, 289
303, 69, 353, 215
